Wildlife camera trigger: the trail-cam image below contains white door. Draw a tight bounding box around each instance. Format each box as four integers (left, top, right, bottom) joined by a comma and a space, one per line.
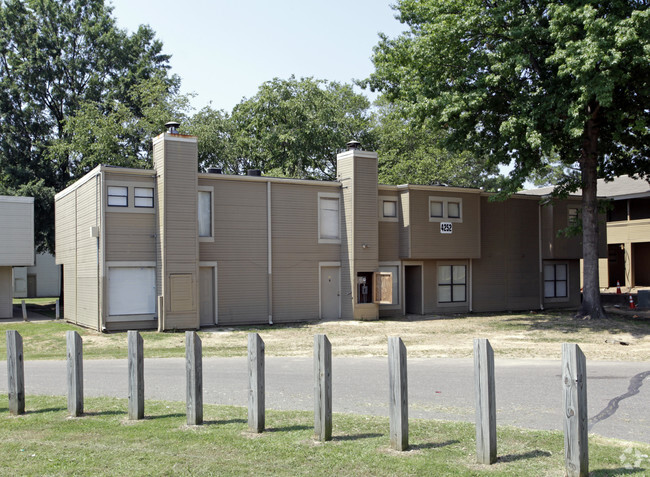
320, 266, 340, 319
199, 267, 215, 326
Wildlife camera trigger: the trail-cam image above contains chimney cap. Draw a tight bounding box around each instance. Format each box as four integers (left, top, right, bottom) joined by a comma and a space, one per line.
346, 140, 361, 151
165, 121, 180, 134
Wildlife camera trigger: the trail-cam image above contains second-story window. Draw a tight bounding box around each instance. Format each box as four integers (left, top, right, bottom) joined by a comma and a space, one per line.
134, 187, 154, 208
107, 186, 128, 207
198, 190, 212, 238
318, 193, 341, 243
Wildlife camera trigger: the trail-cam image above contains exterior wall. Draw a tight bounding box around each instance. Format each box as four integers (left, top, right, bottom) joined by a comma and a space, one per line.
54, 173, 101, 329
154, 133, 200, 330
0, 196, 34, 267
403, 188, 481, 260
0, 266, 12, 318
473, 197, 543, 312
378, 189, 401, 262
13, 252, 61, 298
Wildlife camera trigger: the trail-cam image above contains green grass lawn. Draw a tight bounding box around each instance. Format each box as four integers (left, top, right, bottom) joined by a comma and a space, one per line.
1, 395, 647, 476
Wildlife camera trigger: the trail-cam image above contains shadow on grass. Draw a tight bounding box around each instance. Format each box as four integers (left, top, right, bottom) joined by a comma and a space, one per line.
409, 439, 460, 450
266, 425, 312, 433
333, 433, 383, 442
81, 410, 125, 417
145, 413, 186, 420
591, 468, 647, 476
203, 418, 247, 426
25, 407, 66, 415
497, 449, 552, 463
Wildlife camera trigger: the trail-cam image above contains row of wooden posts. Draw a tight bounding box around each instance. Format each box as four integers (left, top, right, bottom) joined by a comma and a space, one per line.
5, 330, 589, 477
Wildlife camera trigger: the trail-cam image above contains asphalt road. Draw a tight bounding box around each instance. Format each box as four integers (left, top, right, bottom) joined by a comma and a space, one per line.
1, 357, 648, 443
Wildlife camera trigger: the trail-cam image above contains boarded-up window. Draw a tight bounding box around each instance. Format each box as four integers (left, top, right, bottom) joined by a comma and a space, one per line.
108, 186, 128, 207
544, 264, 568, 298
170, 273, 194, 312
373, 271, 394, 304
319, 197, 339, 241
378, 265, 399, 305
198, 190, 212, 237
108, 267, 156, 315
438, 265, 466, 303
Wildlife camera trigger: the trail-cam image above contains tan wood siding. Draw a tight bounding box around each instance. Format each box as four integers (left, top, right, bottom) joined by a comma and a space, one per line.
338, 155, 354, 319
105, 213, 156, 262
0, 198, 34, 266
0, 267, 12, 318
399, 191, 410, 258
199, 179, 268, 324
607, 219, 650, 244
473, 198, 541, 312
408, 190, 481, 259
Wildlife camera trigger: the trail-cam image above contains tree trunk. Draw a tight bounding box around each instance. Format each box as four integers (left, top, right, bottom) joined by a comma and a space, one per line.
578, 105, 606, 319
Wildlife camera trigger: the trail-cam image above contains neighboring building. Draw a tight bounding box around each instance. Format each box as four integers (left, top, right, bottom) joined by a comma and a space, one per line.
597, 176, 650, 289
0, 196, 34, 318
13, 252, 61, 298
54, 128, 605, 332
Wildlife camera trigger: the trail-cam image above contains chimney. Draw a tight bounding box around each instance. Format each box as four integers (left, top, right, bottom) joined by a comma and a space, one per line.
247, 169, 262, 177
165, 121, 180, 134
346, 140, 361, 151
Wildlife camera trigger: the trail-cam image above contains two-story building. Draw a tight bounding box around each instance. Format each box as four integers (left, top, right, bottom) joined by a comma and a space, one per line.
54, 127, 604, 331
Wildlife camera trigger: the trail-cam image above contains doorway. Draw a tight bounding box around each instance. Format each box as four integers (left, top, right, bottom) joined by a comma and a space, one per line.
404, 265, 422, 315
320, 265, 340, 319
199, 266, 216, 326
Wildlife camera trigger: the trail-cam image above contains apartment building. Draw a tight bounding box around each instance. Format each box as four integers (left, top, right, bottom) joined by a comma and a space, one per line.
54, 128, 603, 331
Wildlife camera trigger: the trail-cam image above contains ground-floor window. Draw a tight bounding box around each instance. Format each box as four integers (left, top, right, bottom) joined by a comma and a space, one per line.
108, 267, 156, 315
438, 265, 466, 303
544, 263, 568, 298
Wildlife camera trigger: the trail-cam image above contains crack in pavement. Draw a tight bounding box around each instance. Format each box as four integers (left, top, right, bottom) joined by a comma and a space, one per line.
589, 370, 650, 431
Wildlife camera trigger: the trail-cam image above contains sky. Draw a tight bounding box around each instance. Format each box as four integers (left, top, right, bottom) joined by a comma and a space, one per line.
109, 0, 407, 113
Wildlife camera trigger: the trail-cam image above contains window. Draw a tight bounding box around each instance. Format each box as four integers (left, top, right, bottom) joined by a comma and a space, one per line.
438, 265, 466, 303
107, 186, 128, 207
430, 201, 443, 218
544, 264, 568, 298
318, 193, 340, 243
568, 207, 580, 225
198, 190, 212, 238
429, 196, 463, 222
134, 187, 154, 208
108, 267, 156, 316
383, 200, 397, 218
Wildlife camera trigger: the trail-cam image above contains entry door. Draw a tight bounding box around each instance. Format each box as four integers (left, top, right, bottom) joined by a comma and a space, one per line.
405, 265, 423, 315
199, 267, 215, 326
320, 266, 340, 319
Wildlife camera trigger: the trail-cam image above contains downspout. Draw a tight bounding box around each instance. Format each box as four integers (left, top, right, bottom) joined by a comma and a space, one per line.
267, 181, 273, 325
539, 203, 544, 311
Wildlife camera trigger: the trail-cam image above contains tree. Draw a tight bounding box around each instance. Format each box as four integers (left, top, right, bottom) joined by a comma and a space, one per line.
192, 76, 376, 180
0, 0, 179, 253
365, 0, 650, 319
373, 98, 504, 188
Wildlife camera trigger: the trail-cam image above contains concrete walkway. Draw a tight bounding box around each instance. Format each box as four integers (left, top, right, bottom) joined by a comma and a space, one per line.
1, 356, 648, 444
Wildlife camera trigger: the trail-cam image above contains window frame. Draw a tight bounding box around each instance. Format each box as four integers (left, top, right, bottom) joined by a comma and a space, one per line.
544, 263, 568, 299
568, 206, 580, 226
318, 192, 341, 244
437, 264, 467, 304
107, 186, 128, 207
134, 187, 154, 208
379, 196, 399, 222
198, 186, 214, 242
428, 196, 463, 223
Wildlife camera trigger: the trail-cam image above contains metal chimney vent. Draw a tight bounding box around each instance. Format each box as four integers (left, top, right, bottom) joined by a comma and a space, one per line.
346, 140, 361, 151
165, 121, 180, 134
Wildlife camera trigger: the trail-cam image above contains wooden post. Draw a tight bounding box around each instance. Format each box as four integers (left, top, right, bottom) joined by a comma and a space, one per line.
388, 336, 408, 451
6, 330, 25, 415
562, 343, 589, 477
474, 338, 497, 464
66, 330, 83, 417
247, 333, 265, 432
55, 298, 60, 319
185, 331, 203, 425
314, 334, 332, 441
21, 300, 27, 321
128, 331, 144, 420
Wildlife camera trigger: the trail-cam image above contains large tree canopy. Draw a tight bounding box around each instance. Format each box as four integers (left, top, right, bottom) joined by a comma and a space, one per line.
0, 0, 180, 253
187, 76, 376, 180
365, 0, 650, 318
